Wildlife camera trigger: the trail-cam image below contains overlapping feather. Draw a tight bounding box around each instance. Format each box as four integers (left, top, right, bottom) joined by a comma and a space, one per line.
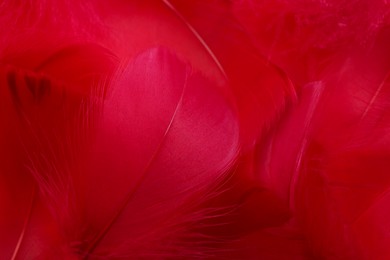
1, 0, 390, 259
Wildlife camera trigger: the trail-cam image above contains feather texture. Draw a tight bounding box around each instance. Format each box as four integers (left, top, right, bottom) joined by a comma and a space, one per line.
2, 0, 390, 259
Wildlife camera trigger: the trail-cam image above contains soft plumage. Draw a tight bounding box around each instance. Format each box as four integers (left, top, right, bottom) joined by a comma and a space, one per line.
1, 0, 390, 259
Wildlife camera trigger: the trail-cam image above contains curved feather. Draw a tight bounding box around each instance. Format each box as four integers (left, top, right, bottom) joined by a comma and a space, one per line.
71, 47, 240, 258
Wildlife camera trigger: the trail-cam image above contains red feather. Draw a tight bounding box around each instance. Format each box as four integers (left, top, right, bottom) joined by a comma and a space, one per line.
2, 0, 390, 259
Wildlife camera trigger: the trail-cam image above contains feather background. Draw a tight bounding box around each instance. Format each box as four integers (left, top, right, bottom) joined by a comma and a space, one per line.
1, 0, 390, 259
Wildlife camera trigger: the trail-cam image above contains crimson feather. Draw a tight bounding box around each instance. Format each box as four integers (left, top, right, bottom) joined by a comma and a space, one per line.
2, 0, 390, 259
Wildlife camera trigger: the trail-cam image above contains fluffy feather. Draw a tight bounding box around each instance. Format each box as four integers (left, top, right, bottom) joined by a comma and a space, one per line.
2, 0, 390, 259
